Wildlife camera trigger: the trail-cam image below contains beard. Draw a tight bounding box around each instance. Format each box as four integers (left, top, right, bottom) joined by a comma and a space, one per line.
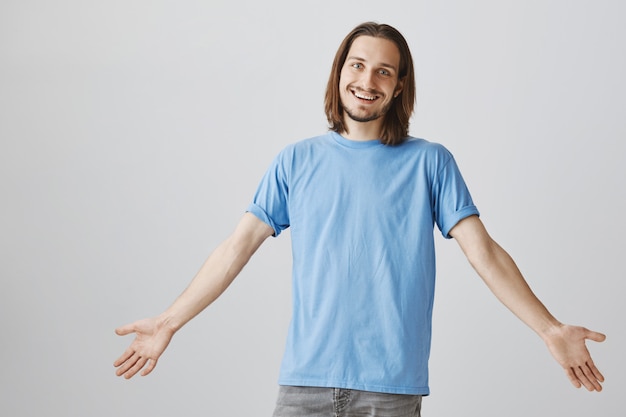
342, 97, 395, 123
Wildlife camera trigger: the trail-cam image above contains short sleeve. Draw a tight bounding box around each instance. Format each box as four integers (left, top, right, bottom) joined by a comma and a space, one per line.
432, 151, 479, 238
246, 150, 291, 237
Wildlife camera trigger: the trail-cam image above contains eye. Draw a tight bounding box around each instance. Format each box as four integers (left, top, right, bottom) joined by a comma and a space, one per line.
352, 63, 363, 69
378, 69, 391, 76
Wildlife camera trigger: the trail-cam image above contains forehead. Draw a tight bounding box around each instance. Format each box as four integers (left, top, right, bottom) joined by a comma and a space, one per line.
346, 35, 401, 68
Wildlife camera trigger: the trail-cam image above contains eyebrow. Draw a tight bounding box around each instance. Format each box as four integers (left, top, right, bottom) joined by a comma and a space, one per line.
346, 56, 398, 72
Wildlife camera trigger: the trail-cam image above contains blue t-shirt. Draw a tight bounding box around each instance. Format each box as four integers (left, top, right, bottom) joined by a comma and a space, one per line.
247, 132, 479, 395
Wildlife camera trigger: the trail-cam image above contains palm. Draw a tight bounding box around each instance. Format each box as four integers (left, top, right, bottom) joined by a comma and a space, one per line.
544, 324, 605, 391
114, 317, 175, 379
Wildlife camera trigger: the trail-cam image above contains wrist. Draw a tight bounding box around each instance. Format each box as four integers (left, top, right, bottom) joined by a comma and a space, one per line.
538, 320, 565, 342
156, 312, 183, 334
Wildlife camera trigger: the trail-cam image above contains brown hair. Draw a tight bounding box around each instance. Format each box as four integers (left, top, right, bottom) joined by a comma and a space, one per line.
324, 22, 416, 146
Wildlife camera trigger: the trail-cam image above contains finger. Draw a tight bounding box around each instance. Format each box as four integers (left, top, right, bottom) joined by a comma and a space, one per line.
115, 353, 139, 377
124, 356, 148, 380
115, 323, 136, 336
583, 362, 604, 392
140, 358, 158, 376
585, 330, 606, 343
586, 360, 605, 383
573, 366, 594, 392
566, 367, 582, 389
113, 348, 134, 367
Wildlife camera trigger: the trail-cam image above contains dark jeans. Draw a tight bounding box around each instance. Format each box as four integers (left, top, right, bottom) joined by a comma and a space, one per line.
272, 386, 422, 417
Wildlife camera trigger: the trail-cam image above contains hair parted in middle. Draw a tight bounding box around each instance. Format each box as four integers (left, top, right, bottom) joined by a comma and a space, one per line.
324, 22, 416, 146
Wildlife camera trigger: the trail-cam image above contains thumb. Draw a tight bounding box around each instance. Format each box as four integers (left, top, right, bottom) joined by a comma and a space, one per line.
115, 323, 135, 336
585, 329, 606, 343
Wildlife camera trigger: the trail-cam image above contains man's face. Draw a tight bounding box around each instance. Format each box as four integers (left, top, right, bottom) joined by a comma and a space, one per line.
339, 35, 403, 125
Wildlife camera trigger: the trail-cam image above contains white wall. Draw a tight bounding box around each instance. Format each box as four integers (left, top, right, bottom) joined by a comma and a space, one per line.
1, 1, 623, 416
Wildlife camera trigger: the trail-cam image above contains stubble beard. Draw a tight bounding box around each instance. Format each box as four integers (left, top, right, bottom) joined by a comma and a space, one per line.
342, 96, 394, 124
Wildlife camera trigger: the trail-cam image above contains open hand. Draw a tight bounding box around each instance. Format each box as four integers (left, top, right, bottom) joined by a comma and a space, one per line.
113, 317, 176, 379
544, 324, 606, 391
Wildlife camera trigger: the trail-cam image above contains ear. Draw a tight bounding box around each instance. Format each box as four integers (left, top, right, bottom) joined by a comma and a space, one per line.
394, 76, 405, 98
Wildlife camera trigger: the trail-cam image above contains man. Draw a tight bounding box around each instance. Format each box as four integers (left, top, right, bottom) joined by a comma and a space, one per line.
114, 22, 605, 416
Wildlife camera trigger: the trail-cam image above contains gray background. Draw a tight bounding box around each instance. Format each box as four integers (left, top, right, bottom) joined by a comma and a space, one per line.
1, 0, 623, 416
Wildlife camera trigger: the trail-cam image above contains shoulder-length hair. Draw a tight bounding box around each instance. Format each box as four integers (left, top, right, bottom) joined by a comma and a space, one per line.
324, 22, 416, 146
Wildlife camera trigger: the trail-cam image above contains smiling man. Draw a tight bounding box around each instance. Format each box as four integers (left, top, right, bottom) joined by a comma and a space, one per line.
339, 36, 403, 127
114, 22, 605, 417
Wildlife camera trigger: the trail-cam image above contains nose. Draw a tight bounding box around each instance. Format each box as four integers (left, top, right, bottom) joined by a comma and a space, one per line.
359, 70, 376, 90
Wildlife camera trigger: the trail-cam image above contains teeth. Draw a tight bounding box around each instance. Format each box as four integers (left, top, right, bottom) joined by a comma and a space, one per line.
354, 91, 377, 101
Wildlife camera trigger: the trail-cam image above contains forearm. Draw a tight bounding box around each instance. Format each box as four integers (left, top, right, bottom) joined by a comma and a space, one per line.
469, 237, 561, 339
451, 216, 561, 339
158, 240, 244, 331
158, 213, 273, 333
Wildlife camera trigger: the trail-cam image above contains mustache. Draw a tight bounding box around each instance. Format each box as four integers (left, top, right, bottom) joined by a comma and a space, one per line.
351, 87, 383, 96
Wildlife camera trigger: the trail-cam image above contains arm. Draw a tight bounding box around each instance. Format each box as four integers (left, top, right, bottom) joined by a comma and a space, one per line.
113, 212, 274, 379
449, 215, 606, 391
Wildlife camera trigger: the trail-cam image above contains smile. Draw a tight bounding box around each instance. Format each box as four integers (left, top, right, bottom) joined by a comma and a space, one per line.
352, 90, 380, 101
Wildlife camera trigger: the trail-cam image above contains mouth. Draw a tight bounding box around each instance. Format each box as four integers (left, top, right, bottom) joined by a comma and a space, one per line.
352, 89, 380, 102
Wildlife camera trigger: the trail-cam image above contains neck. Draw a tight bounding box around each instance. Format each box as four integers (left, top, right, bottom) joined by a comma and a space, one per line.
341, 117, 383, 141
